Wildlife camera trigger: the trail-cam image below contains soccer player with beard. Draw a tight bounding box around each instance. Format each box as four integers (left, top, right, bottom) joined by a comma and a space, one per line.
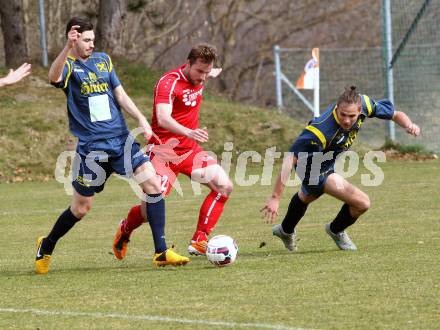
35, 17, 189, 274
113, 44, 233, 259
261, 86, 420, 251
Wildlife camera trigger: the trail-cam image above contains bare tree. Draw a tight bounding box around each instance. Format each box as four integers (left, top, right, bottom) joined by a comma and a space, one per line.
0, 0, 380, 106
196, 0, 380, 104
96, 0, 128, 56
0, 0, 28, 66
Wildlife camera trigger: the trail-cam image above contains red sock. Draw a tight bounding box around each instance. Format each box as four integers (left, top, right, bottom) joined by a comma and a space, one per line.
192, 191, 228, 241
121, 205, 144, 234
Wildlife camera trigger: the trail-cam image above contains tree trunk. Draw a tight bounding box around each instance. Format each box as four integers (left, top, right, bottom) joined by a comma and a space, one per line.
0, 0, 28, 67
96, 0, 127, 56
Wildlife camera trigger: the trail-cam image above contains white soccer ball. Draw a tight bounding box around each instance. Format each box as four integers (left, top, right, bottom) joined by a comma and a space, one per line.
206, 235, 238, 267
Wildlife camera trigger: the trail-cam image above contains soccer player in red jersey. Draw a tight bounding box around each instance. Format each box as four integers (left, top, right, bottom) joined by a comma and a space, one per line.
113, 44, 233, 258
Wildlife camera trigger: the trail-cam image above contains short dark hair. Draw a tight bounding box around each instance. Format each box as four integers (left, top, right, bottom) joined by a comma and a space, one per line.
337, 85, 361, 107
187, 44, 218, 65
65, 17, 94, 38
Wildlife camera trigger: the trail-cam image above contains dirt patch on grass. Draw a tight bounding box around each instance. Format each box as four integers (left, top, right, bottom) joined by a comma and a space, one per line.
381, 148, 438, 161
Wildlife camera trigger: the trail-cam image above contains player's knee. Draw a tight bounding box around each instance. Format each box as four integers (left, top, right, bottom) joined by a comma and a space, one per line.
141, 176, 162, 194
225, 180, 233, 195
218, 180, 233, 196
356, 196, 371, 213
299, 191, 317, 204
72, 203, 91, 219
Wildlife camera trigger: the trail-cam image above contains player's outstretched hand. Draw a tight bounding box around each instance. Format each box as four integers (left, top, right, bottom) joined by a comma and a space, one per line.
188, 127, 209, 143
260, 197, 280, 224
406, 123, 420, 137
1, 63, 31, 86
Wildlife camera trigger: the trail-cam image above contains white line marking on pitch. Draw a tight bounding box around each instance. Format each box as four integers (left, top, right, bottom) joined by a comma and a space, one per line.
0, 307, 315, 330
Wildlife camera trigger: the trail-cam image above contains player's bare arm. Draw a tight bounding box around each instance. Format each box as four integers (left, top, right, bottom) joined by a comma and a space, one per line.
48, 25, 81, 83
114, 85, 152, 141
0, 63, 31, 87
156, 103, 209, 143
261, 153, 297, 223
392, 111, 421, 136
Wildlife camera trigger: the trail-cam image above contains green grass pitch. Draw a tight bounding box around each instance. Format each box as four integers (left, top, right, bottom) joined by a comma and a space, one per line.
0, 160, 439, 329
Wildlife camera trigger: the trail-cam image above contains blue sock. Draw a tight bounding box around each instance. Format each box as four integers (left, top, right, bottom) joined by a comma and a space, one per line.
146, 194, 167, 253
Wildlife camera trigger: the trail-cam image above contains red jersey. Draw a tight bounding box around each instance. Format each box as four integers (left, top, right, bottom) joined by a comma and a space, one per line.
150, 64, 204, 154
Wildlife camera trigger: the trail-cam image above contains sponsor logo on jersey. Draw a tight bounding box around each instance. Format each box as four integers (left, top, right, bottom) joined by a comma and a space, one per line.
79, 71, 109, 95
88, 72, 98, 83
95, 62, 108, 72
182, 88, 203, 107
80, 81, 109, 95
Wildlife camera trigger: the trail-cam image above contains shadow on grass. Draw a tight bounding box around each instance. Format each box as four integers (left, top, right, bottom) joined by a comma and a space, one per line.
1, 247, 348, 277
238, 248, 340, 257
0, 264, 127, 278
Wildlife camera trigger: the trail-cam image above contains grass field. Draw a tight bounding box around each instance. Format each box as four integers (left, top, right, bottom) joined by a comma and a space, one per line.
0, 160, 439, 329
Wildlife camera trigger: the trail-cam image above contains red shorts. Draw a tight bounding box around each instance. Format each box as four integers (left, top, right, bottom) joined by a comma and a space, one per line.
149, 144, 217, 195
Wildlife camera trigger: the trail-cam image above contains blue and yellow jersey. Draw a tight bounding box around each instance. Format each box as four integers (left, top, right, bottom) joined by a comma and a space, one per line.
290, 95, 395, 172
52, 52, 129, 141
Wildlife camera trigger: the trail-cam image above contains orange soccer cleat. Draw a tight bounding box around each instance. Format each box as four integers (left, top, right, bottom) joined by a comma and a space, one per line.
187, 240, 208, 256
112, 219, 132, 260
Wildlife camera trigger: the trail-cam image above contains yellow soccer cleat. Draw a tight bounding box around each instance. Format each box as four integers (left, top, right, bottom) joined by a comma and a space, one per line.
153, 249, 190, 267
112, 219, 131, 260
35, 237, 52, 275
187, 240, 208, 256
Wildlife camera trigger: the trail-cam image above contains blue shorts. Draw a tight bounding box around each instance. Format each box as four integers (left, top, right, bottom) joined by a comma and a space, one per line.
72, 134, 149, 197
300, 168, 334, 197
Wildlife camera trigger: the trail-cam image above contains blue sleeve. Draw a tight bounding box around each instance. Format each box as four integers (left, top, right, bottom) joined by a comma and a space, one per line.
372, 99, 395, 120
50, 62, 71, 89
289, 129, 323, 156
106, 54, 121, 89
109, 67, 121, 89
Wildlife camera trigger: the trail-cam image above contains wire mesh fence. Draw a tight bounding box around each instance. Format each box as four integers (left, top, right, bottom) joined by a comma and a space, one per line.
276, 0, 439, 152
390, 0, 440, 152
277, 47, 387, 148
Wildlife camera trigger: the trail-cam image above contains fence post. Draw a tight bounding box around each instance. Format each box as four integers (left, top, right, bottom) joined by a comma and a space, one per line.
384, 0, 396, 140
313, 48, 320, 118
38, 0, 48, 67
273, 45, 283, 109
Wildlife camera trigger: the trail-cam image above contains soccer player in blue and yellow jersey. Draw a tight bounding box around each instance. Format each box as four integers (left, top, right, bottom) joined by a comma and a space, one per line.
35, 17, 189, 274
261, 86, 420, 251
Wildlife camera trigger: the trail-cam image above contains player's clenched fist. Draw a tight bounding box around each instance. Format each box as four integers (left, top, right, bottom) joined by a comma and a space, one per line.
67, 25, 81, 48
406, 123, 420, 137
